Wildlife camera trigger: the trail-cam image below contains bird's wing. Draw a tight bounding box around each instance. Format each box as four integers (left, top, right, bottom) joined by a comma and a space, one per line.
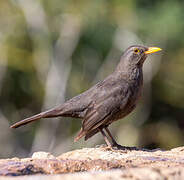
81, 80, 130, 134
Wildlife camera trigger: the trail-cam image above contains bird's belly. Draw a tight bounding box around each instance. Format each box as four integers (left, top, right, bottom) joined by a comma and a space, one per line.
118, 103, 136, 119
110, 84, 142, 123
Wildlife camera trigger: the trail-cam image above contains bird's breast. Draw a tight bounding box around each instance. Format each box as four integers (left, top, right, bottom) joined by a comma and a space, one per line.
116, 70, 143, 120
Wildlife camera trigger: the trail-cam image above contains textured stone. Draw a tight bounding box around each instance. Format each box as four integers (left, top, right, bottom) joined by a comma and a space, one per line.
0, 146, 184, 179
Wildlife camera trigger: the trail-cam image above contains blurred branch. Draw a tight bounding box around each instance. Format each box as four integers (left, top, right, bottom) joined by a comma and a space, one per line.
0, 34, 7, 93
31, 14, 82, 153
17, 0, 50, 81
0, 33, 17, 157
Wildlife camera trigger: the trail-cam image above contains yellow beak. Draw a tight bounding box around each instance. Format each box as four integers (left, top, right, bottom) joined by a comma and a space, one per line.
145, 47, 162, 54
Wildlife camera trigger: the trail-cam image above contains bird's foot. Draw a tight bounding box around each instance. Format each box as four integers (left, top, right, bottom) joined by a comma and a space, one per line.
102, 143, 139, 151
112, 143, 139, 151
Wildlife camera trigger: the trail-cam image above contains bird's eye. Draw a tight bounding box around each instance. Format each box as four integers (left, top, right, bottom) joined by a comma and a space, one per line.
134, 48, 140, 54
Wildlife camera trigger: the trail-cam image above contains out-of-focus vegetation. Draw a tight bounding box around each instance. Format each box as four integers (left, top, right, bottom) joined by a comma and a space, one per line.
0, 0, 184, 158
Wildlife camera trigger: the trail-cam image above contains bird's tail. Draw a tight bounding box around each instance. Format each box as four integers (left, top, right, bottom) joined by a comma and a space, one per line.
10, 107, 62, 128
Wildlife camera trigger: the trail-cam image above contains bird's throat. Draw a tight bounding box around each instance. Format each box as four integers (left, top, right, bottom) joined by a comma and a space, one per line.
115, 62, 143, 83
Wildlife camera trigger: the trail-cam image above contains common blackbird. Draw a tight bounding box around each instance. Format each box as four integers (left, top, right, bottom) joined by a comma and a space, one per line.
10, 45, 161, 148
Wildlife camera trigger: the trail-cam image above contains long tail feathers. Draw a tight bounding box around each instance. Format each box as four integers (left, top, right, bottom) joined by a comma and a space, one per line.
10, 108, 62, 128
74, 129, 86, 142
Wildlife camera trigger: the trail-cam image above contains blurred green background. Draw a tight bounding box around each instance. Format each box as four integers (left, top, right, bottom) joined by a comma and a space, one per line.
0, 0, 184, 158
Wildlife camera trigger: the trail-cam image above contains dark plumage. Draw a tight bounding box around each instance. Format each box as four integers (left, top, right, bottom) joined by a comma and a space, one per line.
10, 45, 161, 148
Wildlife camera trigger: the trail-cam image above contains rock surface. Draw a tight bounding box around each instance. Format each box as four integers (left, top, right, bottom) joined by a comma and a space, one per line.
1, 146, 184, 179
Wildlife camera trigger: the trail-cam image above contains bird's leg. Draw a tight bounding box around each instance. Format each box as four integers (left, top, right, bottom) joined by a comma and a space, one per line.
105, 127, 139, 150
99, 128, 113, 148
104, 127, 122, 148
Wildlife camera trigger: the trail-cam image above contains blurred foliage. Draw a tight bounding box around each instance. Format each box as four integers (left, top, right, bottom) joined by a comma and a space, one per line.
0, 0, 184, 158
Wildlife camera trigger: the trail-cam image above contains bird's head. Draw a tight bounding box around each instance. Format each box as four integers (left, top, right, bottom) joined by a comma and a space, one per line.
120, 45, 162, 68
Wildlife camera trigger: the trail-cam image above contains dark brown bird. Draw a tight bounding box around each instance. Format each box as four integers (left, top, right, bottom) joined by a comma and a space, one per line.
10, 45, 161, 148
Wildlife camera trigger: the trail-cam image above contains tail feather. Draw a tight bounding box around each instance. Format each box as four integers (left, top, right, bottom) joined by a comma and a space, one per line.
10, 108, 62, 128
74, 129, 86, 142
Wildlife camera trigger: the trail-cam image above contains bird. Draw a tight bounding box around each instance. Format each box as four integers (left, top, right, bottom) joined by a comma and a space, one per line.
10, 45, 161, 149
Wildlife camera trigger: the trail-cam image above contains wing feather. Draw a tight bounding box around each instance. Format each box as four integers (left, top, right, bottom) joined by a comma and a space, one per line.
82, 82, 130, 134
